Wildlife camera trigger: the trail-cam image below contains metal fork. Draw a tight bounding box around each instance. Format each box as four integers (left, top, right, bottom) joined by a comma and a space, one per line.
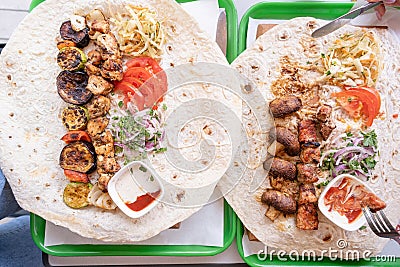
362, 207, 400, 245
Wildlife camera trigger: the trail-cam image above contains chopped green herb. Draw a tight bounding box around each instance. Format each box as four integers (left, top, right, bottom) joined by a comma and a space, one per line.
325, 70, 331, 75
139, 165, 147, 172
162, 103, 167, 111
118, 101, 124, 108
149, 175, 154, 182
321, 53, 326, 58
317, 180, 330, 188
361, 130, 377, 148
359, 226, 367, 230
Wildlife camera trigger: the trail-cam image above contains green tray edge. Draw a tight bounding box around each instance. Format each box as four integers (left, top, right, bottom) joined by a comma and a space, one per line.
31, 200, 236, 257
28, 0, 238, 257
238, 1, 357, 55
236, 218, 399, 267
236, 2, 399, 266
29, 0, 238, 63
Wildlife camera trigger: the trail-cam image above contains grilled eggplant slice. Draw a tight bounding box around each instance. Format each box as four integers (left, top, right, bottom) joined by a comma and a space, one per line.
61, 105, 89, 131
57, 71, 92, 105
60, 20, 90, 48
57, 47, 87, 71
60, 141, 97, 173
63, 182, 92, 209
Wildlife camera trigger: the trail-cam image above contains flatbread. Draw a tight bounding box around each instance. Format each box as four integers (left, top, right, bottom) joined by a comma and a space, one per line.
220, 17, 400, 257
0, 0, 229, 242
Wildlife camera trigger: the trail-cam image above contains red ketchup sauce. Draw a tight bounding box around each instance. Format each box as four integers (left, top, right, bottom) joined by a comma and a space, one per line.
125, 190, 161, 212
324, 177, 363, 223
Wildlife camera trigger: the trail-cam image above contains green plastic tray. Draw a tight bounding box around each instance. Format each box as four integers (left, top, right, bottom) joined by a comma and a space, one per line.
29, 0, 238, 63
237, 218, 398, 266
28, 0, 238, 257
31, 201, 236, 257
239, 1, 356, 54
237, 2, 399, 266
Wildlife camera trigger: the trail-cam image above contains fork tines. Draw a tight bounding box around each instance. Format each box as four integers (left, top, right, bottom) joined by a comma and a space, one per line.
362, 207, 399, 238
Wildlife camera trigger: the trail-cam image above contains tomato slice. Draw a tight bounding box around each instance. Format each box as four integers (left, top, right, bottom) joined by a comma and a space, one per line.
61, 131, 92, 144
124, 67, 152, 82
115, 81, 145, 110
126, 57, 163, 74
332, 89, 378, 127
344, 86, 381, 114
64, 169, 89, 183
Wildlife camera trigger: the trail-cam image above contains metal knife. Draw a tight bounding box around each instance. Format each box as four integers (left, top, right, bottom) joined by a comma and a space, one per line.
311, 1, 382, 38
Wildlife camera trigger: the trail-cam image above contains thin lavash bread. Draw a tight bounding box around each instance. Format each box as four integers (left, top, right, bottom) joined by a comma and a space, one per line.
0, 0, 230, 242
218, 17, 400, 258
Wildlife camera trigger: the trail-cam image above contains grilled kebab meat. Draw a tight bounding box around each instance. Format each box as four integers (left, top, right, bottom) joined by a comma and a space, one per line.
316, 104, 332, 122
297, 163, 319, 183
298, 119, 319, 147
298, 183, 318, 205
86, 95, 111, 119
269, 95, 302, 118
270, 127, 300, 156
267, 158, 297, 181
320, 123, 336, 141
300, 147, 321, 164
261, 189, 297, 214
269, 176, 299, 197
296, 203, 319, 230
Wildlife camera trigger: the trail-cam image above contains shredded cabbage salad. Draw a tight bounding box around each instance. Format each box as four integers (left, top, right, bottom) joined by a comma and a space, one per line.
319, 130, 378, 181
320, 30, 381, 87
110, 5, 165, 58
110, 107, 166, 164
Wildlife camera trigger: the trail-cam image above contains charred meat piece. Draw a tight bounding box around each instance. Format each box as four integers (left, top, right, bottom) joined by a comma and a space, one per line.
269, 176, 299, 197
86, 75, 114, 95
296, 204, 319, 230
320, 123, 336, 141
298, 183, 318, 205
261, 189, 297, 214
298, 119, 319, 146
96, 33, 121, 60
93, 131, 114, 156
100, 58, 124, 81
98, 173, 113, 191
316, 104, 332, 122
60, 20, 89, 48
86, 95, 111, 119
89, 20, 110, 36
270, 127, 300, 156
268, 158, 297, 181
85, 63, 101, 76
297, 164, 319, 183
300, 147, 321, 164
87, 117, 109, 137
87, 49, 102, 66
269, 95, 302, 118
97, 155, 121, 174
265, 205, 281, 222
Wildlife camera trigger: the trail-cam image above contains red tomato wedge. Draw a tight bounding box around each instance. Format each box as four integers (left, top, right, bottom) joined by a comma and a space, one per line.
344, 86, 381, 114
64, 169, 89, 183
114, 57, 167, 110
61, 131, 92, 144
114, 81, 145, 110
126, 57, 163, 74
124, 67, 152, 82
332, 87, 380, 127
